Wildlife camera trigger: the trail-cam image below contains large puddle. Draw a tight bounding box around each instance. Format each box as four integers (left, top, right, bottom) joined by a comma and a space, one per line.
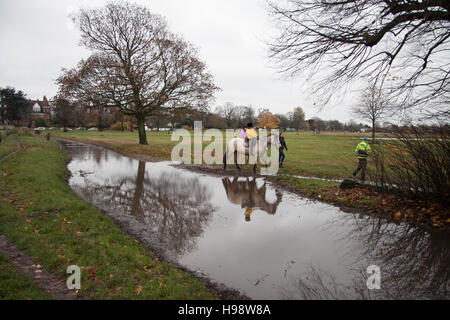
60, 142, 449, 299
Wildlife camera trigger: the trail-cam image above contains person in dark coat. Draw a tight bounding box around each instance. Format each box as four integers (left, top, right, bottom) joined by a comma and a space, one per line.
279, 132, 288, 167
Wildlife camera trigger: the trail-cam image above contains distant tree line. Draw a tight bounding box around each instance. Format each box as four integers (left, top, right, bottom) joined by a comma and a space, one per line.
155, 102, 376, 133
2, 85, 446, 136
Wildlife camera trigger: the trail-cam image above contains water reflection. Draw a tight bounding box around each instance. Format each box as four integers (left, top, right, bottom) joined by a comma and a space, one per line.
280, 215, 450, 299
68, 149, 214, 256
339, 214, 450, 299
61, 142, 450, 300
222, 177, 283, 221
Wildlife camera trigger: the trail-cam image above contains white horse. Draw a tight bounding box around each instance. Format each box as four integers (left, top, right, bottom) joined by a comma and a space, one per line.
223, 134, 280, 173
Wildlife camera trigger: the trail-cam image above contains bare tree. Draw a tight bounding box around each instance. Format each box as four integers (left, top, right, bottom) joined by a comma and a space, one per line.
236, 105, 249, 128
292, 106, 305, 132
216, 102, 237, 128
310, 116, 326, 133
353, 84, 390, 141
62, 1, 219, 145
267, 0, 450, 119
241, 105, 257, 126
54, 97, 75, 129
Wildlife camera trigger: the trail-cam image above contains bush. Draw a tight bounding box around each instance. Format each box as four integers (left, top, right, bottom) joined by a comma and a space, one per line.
34, 117, 46, 127
111, 121, 132, 131
5, 128, 32, 137
6, 129, 18, 136
369, 126, 449, 206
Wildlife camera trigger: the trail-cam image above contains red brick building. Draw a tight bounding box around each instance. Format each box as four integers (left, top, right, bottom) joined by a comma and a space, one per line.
20, 96, 55, 126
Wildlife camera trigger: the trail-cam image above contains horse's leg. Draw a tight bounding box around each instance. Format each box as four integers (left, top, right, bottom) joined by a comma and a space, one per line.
252, 149, 259, 174
234, 151, 241, 171
261, 152, 268, 166
223, 150, 227, 170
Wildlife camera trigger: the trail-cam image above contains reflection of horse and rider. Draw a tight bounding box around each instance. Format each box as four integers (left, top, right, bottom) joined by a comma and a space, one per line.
222, 176, 283, 222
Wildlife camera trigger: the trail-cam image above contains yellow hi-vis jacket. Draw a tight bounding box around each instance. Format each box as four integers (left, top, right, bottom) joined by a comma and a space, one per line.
246, 128, 258, 139
355, 141, 372, 159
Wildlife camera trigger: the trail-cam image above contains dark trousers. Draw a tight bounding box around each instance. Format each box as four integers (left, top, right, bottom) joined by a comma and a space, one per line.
353, 158, 367, 181
279, 148, 285, 166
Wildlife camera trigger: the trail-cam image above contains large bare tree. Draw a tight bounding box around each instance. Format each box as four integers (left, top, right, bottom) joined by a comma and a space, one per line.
60, 1, 219, 144
267, 0, 450, 120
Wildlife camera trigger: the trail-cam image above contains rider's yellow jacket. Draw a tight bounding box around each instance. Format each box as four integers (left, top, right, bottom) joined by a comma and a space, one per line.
246, 128, 257, 139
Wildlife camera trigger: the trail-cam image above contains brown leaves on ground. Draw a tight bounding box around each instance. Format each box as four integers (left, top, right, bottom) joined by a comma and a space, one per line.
284, 181, 450, 231
354, 188, 447, 229
87, 267, 97, 280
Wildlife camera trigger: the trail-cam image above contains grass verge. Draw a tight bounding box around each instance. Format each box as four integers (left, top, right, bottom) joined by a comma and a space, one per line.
0, 134, 18, 160
0, 135, 215, 299
269, 175, 450, 231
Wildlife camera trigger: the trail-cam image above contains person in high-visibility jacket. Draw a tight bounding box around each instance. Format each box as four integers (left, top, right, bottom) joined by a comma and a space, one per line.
353, 137, 372, 181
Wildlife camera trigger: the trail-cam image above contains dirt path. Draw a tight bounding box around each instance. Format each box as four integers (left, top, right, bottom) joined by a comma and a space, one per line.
0, 235, 79, 300
0, 139, 21, 164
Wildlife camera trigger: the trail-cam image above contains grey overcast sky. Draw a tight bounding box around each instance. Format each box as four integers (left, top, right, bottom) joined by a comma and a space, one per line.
0, 0, 361, 122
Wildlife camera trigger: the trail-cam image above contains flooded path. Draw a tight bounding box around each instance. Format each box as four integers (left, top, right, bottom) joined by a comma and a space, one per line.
60, 141, 449, 299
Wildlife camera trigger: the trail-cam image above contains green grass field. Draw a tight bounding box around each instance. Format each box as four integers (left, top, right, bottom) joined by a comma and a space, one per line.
50, 129, 367, 178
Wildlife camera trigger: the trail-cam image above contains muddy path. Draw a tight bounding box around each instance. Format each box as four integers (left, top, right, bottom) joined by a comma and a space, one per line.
0, 235, 79, 300
0, 138, 21, 163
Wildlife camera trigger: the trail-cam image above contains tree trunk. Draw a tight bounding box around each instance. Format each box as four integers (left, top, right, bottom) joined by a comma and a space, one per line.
131, 161, 146, 218
98, 113, 103, 132
137, 115, 148, 145
372, 119, 376, 142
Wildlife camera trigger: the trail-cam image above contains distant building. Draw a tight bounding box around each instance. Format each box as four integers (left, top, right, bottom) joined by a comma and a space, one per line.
20, 96, 55, 126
